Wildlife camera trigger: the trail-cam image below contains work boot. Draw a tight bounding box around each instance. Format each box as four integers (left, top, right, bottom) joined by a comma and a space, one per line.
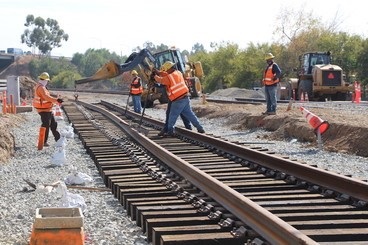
43, 142, 50, 147
163, 132, 175, 138
268, 111, 276, 115
157, 129, 166, 137
197, 128, 205, 134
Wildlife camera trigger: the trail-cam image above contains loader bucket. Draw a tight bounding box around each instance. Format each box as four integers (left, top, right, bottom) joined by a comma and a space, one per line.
74, 49, 156, 86
75, 60, 121, 84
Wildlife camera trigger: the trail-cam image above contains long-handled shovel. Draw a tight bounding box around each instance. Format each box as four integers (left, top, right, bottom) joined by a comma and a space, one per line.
124, 92, 131, 115
135, 82, 153, 136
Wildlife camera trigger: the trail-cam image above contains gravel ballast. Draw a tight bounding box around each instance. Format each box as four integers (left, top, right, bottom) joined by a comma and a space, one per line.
1, 96, 367, 245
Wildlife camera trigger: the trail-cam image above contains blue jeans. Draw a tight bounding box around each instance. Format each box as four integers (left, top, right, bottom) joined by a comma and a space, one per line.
131, 95, 142, 113
264, 85, 277, 112
162, 100, 192, 132
167, 96, 203, 134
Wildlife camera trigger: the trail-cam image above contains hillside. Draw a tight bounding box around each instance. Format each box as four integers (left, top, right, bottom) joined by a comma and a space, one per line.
0, 55, 37, 99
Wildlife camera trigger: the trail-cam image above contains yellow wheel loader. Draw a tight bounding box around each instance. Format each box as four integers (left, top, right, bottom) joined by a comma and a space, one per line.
75, 47, 204, 108
281, 51, 353, 101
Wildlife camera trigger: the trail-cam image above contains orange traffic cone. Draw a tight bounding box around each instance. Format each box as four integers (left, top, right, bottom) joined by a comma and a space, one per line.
300, 107, 329, 135
353, 81, 361, 104
304, 92, 309, 102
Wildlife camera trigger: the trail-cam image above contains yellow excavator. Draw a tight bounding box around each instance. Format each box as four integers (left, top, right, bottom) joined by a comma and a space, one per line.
75, 47, 204, 108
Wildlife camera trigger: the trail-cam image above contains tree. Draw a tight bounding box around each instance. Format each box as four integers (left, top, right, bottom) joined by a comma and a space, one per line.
191, 43, 206, 54
203, 42, 240, 91
21, 14, 69, 55
28, 56, 79, 86
356, 39, 368, 85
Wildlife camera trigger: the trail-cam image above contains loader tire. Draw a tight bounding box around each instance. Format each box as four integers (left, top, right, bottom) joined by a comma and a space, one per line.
189, 77, 202, 98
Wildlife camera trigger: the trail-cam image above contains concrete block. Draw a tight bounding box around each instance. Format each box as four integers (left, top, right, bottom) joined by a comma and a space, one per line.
16, 105, 33, 113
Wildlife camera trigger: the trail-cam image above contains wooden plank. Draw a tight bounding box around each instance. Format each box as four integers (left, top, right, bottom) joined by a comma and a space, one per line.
152, 225, 223, 245
160, 232, 245, 245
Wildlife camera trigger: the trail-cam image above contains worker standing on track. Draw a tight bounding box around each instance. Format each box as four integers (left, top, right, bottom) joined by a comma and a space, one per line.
262, 53, 281, 115
152, 61, 205, 137
32, 72, 63, 147
130, 70, 143, 113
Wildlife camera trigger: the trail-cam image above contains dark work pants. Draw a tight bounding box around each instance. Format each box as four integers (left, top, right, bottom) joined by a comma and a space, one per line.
39, 111, 61, 143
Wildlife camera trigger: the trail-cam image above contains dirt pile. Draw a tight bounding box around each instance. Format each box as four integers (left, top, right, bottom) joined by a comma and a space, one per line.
0, 114, 26, 162
193, 91, 368, 157
0, 55, 33, 79
0, 55, 37, 99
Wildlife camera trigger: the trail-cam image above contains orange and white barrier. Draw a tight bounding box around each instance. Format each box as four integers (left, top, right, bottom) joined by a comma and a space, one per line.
300, 107, 329, 135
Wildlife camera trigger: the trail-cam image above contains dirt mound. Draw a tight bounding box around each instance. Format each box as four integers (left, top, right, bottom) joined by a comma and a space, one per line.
0, 114, 26, 163
0, 55, 33, 79
0, 56, 37, 99
192, 100, 368, 157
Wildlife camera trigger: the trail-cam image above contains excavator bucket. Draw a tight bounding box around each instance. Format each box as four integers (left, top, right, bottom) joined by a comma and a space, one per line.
75, 48, 156, 86
75, 60, 121, 85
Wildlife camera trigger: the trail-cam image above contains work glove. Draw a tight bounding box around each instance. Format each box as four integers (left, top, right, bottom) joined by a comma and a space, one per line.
152, 68, 159, 75
273, 77, 278, 81
57, 98, 64, 104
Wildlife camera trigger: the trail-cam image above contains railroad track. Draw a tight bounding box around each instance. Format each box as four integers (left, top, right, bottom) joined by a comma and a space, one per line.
61, 100, 368, 245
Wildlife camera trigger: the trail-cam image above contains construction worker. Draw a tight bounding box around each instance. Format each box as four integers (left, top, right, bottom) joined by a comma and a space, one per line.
130, 70, 143, 113
262, 53, 281, 115
32, 72, 63, 147
157, 65, 192, 136
153, 61, 204, 136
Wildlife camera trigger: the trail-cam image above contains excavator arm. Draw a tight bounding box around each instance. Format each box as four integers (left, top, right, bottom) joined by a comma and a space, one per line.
74, 48, 156, 85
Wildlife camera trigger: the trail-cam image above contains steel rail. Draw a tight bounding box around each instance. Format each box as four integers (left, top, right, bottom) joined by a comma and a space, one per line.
77, 100, 317, 245
100, 100, 368, 203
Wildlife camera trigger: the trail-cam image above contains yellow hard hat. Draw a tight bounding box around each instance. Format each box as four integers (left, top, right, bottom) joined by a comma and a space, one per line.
38, 72, 50, 81
160, 61, 175, 72
131, 70, 138, 75
265, 53, 275, 60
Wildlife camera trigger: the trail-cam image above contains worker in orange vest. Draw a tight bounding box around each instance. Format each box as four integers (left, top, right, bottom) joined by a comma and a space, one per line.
262, 53, 282, 115
152, 61, 204, 136
32, 72, 63, 147
130, 70, 143, 113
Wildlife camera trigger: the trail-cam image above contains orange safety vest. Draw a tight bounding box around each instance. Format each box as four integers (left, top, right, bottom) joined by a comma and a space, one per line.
154, 70, 189, 101
130, 77, 143, 95
32, 83, 57, 112
263, 63, 280, 85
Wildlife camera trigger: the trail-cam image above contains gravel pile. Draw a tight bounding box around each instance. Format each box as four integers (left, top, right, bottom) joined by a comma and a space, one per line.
1, 96, 367, 245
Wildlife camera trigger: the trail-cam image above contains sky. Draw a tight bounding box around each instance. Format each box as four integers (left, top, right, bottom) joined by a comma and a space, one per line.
1, 0, 367, 58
